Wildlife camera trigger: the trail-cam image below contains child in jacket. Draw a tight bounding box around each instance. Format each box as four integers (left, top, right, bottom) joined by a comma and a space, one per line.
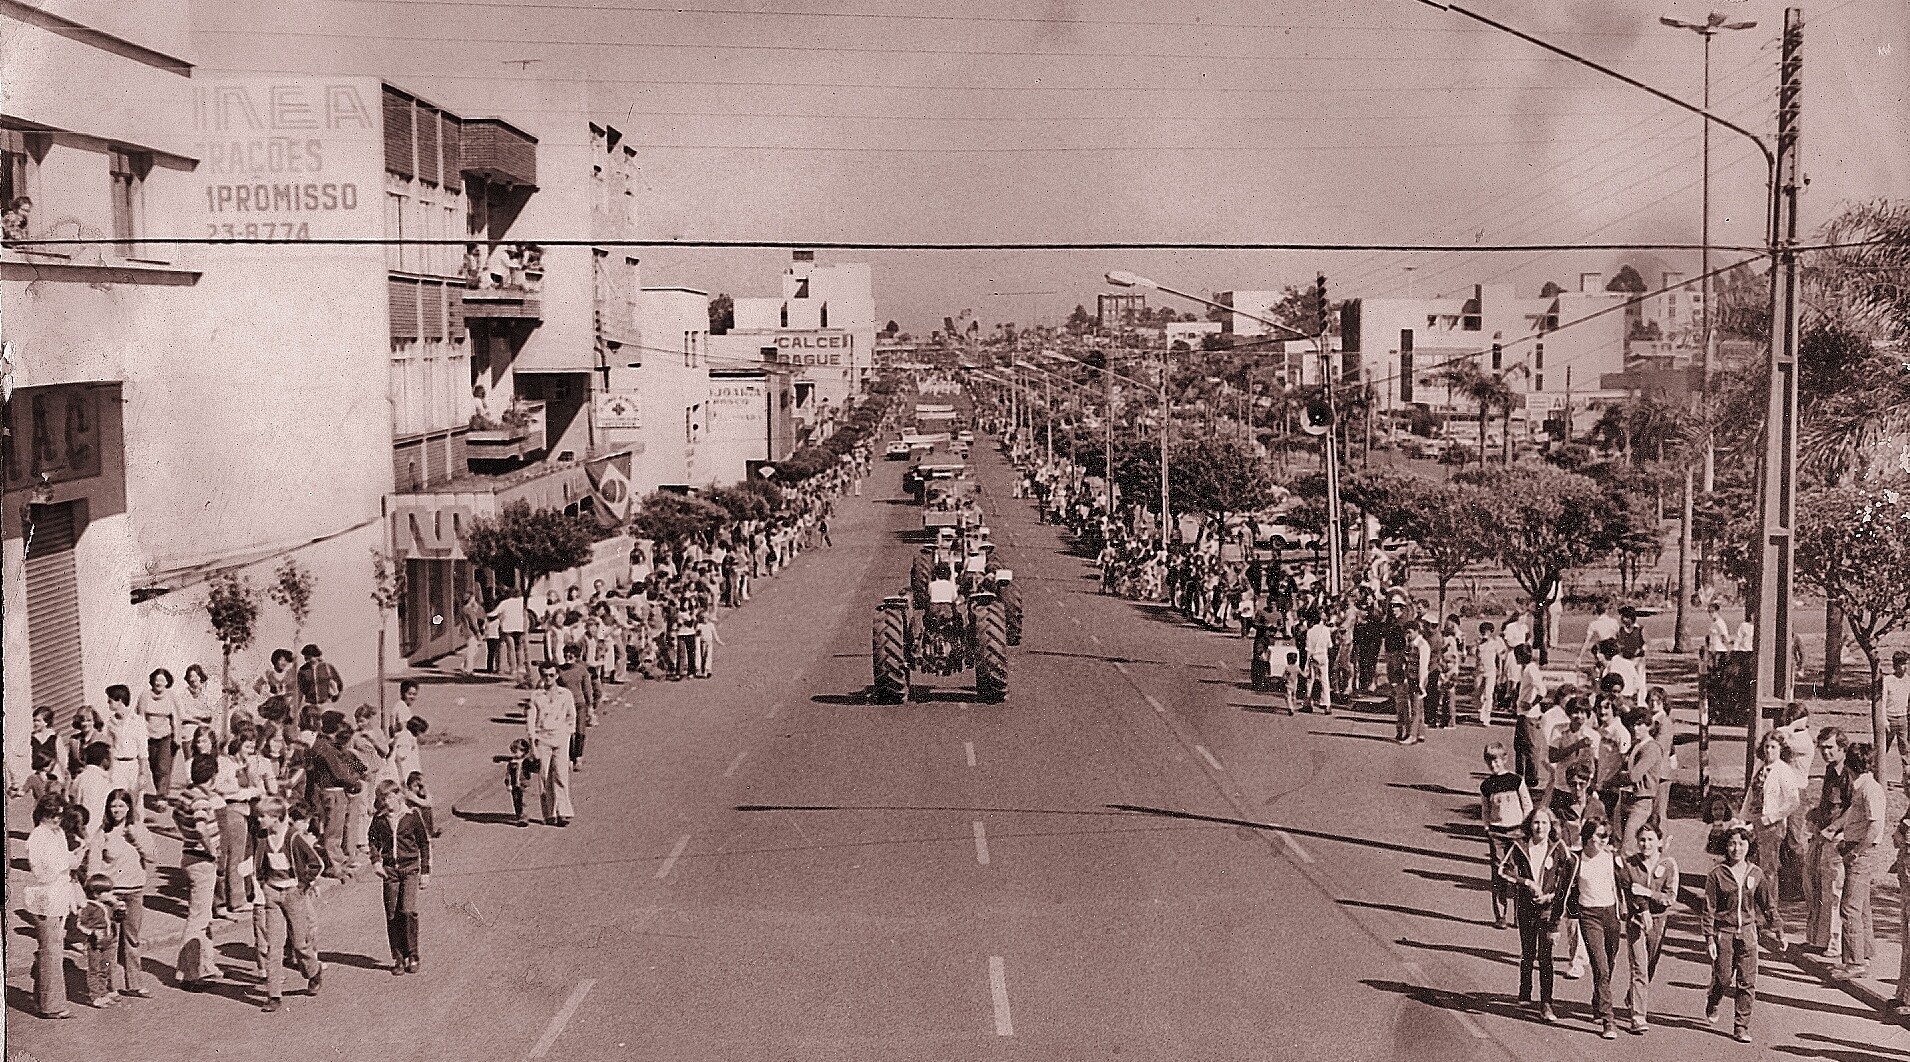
1702, 824, 1782, 1043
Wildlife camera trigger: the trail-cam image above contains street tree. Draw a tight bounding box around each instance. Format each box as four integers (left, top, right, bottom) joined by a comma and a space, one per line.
1169, 435, 1278, 518
632, 491, 729, 548
1066, 304, 1094, 334
268, 557, 316, 648
1399, 480, 1491, 614
1795, 482, 1910, 780
462, 502, 595, 682
1456, 464, 1633, 662
205, 572, 260, 707
704, 483, 775, 524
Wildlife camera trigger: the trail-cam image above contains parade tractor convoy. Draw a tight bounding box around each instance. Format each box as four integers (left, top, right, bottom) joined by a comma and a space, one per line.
873, 415, 1022, 703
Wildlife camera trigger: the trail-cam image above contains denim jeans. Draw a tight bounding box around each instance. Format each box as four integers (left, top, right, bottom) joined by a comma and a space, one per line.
382, 872, 421, 963
1708, 929, 1759, 1032
1624, 911, 1666, 1023
176, 854, 220, 983
33, 912, 68, 1015
254, 880, 321, 997
1578, 905, 1622, 1024
114, 885, 147, 994
1841, 843, 1881, 967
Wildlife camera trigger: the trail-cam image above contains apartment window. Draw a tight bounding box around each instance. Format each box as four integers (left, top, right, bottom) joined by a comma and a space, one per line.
1534, 342, 1545, 392
385, 177, 408, 272
684, 407, 695, 444
109, 148, 150, 256
2, 130, 39, 242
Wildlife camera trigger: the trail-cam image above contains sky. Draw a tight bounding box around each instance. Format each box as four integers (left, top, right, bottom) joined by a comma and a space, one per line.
188, 0, 1909, 333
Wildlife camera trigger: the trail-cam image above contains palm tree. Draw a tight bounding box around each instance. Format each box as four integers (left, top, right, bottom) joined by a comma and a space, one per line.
1442, 361, 1513, 467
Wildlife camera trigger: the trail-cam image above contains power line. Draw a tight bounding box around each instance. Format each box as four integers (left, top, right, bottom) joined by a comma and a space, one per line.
328, 0, 1689, 38
205, 65, 1633, 94
6, 238, 1778, 252
194, 27, 1699, 65
1329, 52, 1774, 294
621, 136, 1700, 154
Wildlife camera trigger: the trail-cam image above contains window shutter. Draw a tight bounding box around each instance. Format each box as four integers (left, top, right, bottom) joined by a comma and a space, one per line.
383, 90, 415, 179
390, 278, 420, 339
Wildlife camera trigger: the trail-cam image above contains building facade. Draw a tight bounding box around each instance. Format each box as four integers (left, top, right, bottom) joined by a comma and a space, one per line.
1341, 278, 1629, 427
719, 251, 876, 424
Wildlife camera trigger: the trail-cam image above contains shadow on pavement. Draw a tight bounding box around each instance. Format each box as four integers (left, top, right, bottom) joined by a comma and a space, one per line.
1339, 897, 1498, 928
1105, 802, 1486, 866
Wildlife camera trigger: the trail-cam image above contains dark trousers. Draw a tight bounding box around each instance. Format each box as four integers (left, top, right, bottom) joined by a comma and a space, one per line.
1486, 828, 1518, 924
1579, 905, 1622, 1023
318, 787, 351, 872
1516, 903, 1556, 1003
382, 872, 421, 962
148, 736, 176, 799
1707, 929, 1759, 1032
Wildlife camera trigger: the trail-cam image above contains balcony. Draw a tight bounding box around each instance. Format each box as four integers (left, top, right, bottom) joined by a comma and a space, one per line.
460, 242, 544, 321
465, 399, 547, 464
459, 118, 538, 188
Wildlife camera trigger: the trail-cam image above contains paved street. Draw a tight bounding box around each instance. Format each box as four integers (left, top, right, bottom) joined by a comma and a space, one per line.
11, 440, 1906, 1062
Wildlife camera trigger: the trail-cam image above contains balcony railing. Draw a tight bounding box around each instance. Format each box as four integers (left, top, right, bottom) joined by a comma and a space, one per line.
465, 399, 547, 462
460, 242, 544, 320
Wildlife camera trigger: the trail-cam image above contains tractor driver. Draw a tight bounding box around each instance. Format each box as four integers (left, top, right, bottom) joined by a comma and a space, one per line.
927, 563, 963, 639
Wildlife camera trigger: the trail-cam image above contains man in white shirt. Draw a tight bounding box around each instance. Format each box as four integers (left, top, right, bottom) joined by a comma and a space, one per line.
1883, 651, 1910, 781
525, 662, 577, 826
1475, 621, 1506, 727
1579, 599, 1620, 667
1547, 697, 1600, 804
68, 742, 116, 839
1304, 614, 1335, 715
492, 593, 527, 675
105, 685, 147, 802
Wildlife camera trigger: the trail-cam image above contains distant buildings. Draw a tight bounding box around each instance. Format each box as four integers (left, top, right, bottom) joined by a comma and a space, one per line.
1096, 291, 1145, 330
1340, 275, 1633, 431
710, 249, 877, 431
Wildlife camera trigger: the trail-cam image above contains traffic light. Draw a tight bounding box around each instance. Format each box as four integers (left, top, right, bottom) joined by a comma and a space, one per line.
1316, 274, 1329, 339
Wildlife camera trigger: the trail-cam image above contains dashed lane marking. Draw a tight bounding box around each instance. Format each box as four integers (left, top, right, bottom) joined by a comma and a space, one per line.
1194, 744, 1223, 772
1143, 693, 1165, 715
1089, 634, 1102, 645
964, 740, 977, 768
988, 957, 1016, 1037
973, 821, 991, 865
655, 834, 692, 881
722, 750, 748, 778
527, 978, 596, 1059
1268, 827, 1317, 864
1112, 661, 1129, 675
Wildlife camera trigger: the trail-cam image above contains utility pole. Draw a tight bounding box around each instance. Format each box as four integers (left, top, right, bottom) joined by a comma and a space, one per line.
1319, 273, 1345, 595
1104, 361, 1115, 513
1750, 8, 1804, 784
1159, 351, 1171, 554
1044, 377, 1054, 464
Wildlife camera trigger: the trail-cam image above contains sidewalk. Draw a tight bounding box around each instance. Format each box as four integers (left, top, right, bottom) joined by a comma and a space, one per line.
4, 517, 857, 983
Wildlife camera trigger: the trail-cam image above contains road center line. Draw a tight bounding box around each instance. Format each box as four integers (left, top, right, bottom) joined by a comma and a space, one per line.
1143, 693, 1165, 714
655, 834, 692, 881
1194, 744, 1223, 772
1279, 831, 1318, 865
527, 978, 596, 1059
722, 750, 748, 778
972, 821, 991, 865
988, 956, 1015, 1037
964, 740, 977, 767
1088, 633, 1102, 645
1112, 661, 1129, 675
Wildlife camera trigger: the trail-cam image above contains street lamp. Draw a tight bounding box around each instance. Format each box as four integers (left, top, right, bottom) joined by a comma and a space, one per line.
1416, 1, 1804, 784
1662, 10, 1758, 494
1107, 270, 1346, 593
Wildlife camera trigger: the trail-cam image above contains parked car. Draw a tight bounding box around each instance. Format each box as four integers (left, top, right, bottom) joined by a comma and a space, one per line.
885, 441, 913, 460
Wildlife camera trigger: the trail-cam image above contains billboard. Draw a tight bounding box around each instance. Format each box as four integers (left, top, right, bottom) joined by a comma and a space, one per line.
189, 77, 383, 246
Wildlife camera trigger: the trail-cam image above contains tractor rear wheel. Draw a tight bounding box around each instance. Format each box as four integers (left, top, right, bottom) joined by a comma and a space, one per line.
910, 553, 933, 610
999, 581, 1023, 646
872, 607, 910, 704
974, 602, 1009, 702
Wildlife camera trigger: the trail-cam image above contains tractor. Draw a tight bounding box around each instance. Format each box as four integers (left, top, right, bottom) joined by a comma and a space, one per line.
879, 526, 1011, 703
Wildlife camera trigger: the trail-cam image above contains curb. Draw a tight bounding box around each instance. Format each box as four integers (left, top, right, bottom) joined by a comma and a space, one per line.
1787, 942, 1909, 1022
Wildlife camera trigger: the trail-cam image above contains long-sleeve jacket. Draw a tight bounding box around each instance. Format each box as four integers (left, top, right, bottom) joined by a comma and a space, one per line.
1701, 861, 1780, 937
250, 820, 324, 888
1625, 853, 1680, 917
1618, 736, 1664, 801
526, 685, 577, 749
368, 808, 431, 875
304, 735, 365, 794
1500, 839, 1573, 927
